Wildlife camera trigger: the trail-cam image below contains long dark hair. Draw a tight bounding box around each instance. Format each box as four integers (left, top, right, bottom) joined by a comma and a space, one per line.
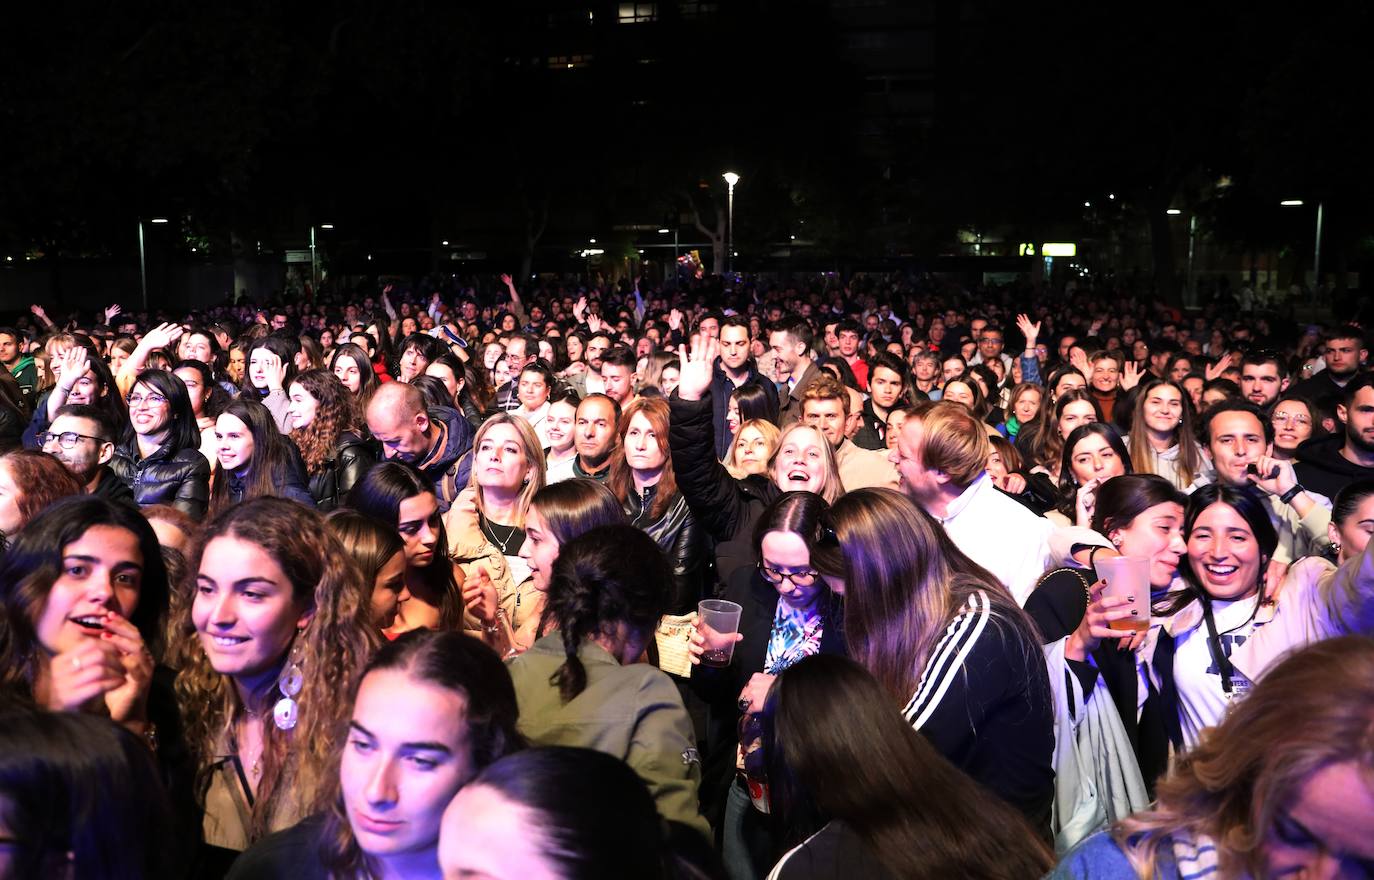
1161, 482, 1279, 625
319, 630, 525, 878
129, 368, 202, 454
755, 490, 841, 616
1055, 422, 1133, 518
731, 381, 779, 427
546, 525, 669, 703
529, 479, 625, 545
242, 335, 300, 398
762, 655, 1054, 878
463, 747, 720, 880
330, 342, 380, 401
208, 397, 301, 515
0, 496, 169, 696
173, 358, 230, 420
0, 708, 174, 880
347, 461, 463, 630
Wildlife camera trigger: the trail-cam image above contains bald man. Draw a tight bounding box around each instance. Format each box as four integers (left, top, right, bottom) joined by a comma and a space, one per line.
365, 382, 475, 509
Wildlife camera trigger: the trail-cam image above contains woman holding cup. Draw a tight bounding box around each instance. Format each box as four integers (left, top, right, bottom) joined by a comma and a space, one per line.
687, 491, 846, 880
1026, 473, 1187, 792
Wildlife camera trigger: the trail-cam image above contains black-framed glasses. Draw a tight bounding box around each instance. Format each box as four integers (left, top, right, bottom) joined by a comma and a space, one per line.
38, 431, 107, 449
758, 562, 820, 587
127, 392, 168, 408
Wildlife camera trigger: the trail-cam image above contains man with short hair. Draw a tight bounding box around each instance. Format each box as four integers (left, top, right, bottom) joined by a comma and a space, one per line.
493, 333, 538, 412
969, 323, 1013, 374
710, 316, 780, 458
1239, 353, 1290, 413
0, 327, 36, 405
41, 404, 134, 505
1197, 400, 1331, 569
912, 352, 942, 400
771, 317, 823, 426
1292, 325, 1367, 414
853, 351, 911, 450
598, 345, 637, 407
366, 382, 475, 509
890, 402, 1107, 604
1295, 375, 1374, 499
801, 374, 898, 491
572, 394, 620, 482
835, 319, 869, 391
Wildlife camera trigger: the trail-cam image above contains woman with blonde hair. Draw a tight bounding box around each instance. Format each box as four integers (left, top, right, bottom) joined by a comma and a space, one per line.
722, 418, 780, 480
176, 497, 379, 864
447, 413, 546, 652
813, 487, 1055, 835
607, 396, 708, 615
1050, 635, 1374, 879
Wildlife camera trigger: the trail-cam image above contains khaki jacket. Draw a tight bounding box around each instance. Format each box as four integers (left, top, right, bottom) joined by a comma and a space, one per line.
834, 438, 899, 492
508, 636, 709, 838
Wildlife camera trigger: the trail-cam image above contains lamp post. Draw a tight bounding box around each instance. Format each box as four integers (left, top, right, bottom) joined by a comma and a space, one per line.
722, 171, 740, 275
138, 217, 169, 310
1281, 200, 1324, 290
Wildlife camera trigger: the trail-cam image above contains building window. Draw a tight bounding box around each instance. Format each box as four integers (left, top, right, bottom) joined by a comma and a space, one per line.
618, 3, 657, 24
548, 54, 593, 70
679, 0, 716, 17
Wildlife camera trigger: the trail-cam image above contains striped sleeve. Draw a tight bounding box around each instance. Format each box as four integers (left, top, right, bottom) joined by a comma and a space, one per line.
904, 590, 991, 728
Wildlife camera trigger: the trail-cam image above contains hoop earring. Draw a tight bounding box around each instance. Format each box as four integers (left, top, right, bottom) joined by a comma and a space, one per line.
273, 633, 305, 731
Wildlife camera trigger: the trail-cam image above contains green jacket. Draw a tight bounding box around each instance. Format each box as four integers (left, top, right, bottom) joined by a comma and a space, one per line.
508, 635, 709, 838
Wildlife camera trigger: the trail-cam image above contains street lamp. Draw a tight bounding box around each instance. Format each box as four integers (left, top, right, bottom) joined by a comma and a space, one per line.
1281, 199, 1324, 289
137, 218, 168, 310
722, 172, 740, 274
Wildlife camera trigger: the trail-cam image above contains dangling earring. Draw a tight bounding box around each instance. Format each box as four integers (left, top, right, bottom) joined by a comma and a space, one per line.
273, 632, 305, 731
1332, 542, 1342, 555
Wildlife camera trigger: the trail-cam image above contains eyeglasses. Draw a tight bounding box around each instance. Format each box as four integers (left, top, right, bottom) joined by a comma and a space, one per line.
39, 431, 108, 449
758, 562, 820, 587
127, 392, 168, 408
1271, 413, 1312, 427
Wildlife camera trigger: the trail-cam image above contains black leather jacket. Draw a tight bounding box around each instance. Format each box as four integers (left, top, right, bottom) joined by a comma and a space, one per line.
307, 431, 378, 512
109, 440, 211, 518
624, 484, 709, 615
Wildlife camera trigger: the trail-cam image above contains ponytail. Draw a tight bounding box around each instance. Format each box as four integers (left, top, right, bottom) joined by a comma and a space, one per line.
543, 525, 671, 704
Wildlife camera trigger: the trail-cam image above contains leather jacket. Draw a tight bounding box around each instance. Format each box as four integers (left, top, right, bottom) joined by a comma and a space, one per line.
624, 483, 709, 615
110, 438, 211, 518
308, 430, 378, 512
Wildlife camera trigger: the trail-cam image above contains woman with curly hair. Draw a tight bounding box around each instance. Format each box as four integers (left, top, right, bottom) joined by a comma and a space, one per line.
226, 629, 524, 879
0, 448, 83, 547
285, 369, 378, 512
176, 497, 380, 864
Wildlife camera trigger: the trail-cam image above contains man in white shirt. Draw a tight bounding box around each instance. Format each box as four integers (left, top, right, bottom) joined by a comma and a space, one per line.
890, 401, 1106, 604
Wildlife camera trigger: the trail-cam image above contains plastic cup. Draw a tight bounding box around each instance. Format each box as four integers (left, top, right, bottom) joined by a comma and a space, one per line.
1096, 555, 1151, 632
697, 599, 743, 667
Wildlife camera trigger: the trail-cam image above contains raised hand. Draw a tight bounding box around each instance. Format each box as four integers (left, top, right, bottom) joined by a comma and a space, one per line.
586, 313, 604, 334
668, 309, 684, 332
675, 333, 719, 402
1015, 313, 1041, 348
1121, 360, 1142, 391
259, 350, 287, 392
1069, 347, 1091, 377
1204, 352, 1234, 382
500, 273, 513, 288
45, 636, 127, 713
104, 303, 123, 324
573, 296, 588, 322
56, 346, 90, 392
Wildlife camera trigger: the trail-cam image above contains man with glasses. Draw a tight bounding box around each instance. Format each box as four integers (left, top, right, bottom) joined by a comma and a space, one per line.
40, 404, 134, 505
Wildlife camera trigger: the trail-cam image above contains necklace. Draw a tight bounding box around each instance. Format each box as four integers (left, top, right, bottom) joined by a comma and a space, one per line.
481, 514, 522, 555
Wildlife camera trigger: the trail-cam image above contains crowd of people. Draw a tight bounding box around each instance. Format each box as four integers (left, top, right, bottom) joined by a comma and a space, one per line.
0, 270, 1371, 880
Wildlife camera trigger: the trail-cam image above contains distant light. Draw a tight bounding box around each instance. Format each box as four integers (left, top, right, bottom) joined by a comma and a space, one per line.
790, 235, 796, 240
1280, 199, 1304, 207
657, 228, 670, 234
722, 171, 740, 187
190, 247, 197, 253
589, 238, 597, 244
1041, 242, 1077, 257
638, 249, 645, 254
4, 256, 10, 262
441, 240, 449, 246
1166, 209, 1182, 215
1083, 201, 1091, 208
320, 223, 334, 230
150, 217, 169, 224
1108, 193, 1116, 200
367, 254, 373, 261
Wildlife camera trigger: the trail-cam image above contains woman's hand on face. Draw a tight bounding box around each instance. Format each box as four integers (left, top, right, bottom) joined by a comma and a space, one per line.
261, 351, 287, 392
56, 346, 89, 393
46, 634, 127, 714
1074, 478, 1101, 528
1066, 580, 1137, 661
99, 611, 155, 725
737, 672, 776, 715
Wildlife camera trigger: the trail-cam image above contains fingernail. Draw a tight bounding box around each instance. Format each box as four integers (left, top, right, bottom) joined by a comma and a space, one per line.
1131, 610, 1138, 616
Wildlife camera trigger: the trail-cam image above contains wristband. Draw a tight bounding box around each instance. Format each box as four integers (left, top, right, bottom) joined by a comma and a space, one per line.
1279, 484, 1304, 505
